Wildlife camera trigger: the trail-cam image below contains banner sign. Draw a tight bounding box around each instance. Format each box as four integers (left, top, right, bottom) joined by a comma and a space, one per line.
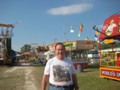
77, 41, 95, 49
104, 39, 114, 44
48, 40, 95, 51
100, 68, 120, 80
64, 43, 73, 47
64, 42, 76, 51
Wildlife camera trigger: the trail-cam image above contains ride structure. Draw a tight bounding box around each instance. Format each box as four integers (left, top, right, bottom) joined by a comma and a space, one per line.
99, 13, 120, 81
0, 23, 14, 64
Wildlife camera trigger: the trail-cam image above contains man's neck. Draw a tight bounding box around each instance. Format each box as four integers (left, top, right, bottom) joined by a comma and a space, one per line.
56, 56, 64, 60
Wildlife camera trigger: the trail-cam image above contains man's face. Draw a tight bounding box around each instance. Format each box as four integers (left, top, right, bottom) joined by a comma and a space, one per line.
55, 44, 65, 60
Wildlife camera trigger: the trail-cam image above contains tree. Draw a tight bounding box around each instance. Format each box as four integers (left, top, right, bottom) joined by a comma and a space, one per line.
101, 43, 111, 49
101, 41, 120, 49
21, 44, 31, 53
114, 42, 120, 47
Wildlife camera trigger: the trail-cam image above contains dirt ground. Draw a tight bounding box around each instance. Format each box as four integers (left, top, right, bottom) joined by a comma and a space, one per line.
0, 60, 44, 90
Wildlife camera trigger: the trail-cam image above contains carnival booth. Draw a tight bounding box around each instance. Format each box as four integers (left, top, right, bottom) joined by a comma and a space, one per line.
64, 41, 92, 70
99, 13, 120, 81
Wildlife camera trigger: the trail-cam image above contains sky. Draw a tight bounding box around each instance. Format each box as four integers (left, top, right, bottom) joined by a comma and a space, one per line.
0, 0, 120, 51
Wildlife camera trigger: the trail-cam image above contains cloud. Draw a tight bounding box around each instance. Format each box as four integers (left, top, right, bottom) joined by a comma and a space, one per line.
47, 3, 93, 15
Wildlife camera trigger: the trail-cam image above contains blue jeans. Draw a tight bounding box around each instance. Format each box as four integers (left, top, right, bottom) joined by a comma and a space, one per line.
48, 85, 74, 90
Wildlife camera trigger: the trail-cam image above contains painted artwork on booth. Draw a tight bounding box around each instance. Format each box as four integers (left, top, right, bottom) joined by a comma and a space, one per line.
99, 14, 120, 41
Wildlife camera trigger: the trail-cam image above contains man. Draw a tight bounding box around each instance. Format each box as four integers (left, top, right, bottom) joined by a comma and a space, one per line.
42, 42, 79, 90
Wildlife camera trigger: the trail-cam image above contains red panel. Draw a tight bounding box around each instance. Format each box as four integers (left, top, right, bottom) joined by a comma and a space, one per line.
117, 60, 120, 67
73, 63, 77, 69
117, 53, 120, 67
73, 62, 89, 69
100, 68, 120, 80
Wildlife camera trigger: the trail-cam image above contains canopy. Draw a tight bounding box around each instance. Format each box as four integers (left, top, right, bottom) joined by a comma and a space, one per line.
44, 51, 55, 55
0, 23, 14, 28
99, 14, 120, 41
22, 52, 35, 56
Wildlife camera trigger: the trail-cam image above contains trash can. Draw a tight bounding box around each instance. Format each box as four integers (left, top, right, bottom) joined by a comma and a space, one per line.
73, 63, 77, 70
77, 64, 83, 72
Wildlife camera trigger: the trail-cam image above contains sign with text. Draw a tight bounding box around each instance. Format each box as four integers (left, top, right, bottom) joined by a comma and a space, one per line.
100, 68, 120, 80
76, 41, 95, 49
104, 39, 114, 44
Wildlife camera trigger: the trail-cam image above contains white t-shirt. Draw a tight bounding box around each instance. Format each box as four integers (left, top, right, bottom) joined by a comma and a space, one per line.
44, 56, 76, 86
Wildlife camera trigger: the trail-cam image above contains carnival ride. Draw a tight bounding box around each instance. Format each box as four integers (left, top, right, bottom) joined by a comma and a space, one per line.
0, 23, 14, 64
98, 13, 120, 81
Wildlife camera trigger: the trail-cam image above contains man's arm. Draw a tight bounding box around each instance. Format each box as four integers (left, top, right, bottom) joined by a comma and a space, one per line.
72, 74, 79, 90
42, 74, 49, 90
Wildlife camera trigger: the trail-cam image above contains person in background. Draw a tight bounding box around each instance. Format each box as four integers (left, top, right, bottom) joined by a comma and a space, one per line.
11, 50, 16, 64
42, 42, 79, 90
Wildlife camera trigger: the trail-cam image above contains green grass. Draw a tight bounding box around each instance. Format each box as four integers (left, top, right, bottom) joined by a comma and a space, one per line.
77, 68, 120, 90
32, 66, 120, 90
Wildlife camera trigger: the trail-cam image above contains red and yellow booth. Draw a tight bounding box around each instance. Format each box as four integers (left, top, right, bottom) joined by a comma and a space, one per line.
99, 13, 120, 81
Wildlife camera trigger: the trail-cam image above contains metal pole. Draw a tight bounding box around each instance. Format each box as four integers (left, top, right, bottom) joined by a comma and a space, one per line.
64, 25, 67, 41
70, 45, 72, 60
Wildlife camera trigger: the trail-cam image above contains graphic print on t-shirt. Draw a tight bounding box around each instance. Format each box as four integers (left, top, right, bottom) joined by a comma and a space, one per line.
53, 65, 71, 82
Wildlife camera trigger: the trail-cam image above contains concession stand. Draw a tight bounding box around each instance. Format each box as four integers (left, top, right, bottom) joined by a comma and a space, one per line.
48, 40, 95, 70
99, 13, 120, 80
